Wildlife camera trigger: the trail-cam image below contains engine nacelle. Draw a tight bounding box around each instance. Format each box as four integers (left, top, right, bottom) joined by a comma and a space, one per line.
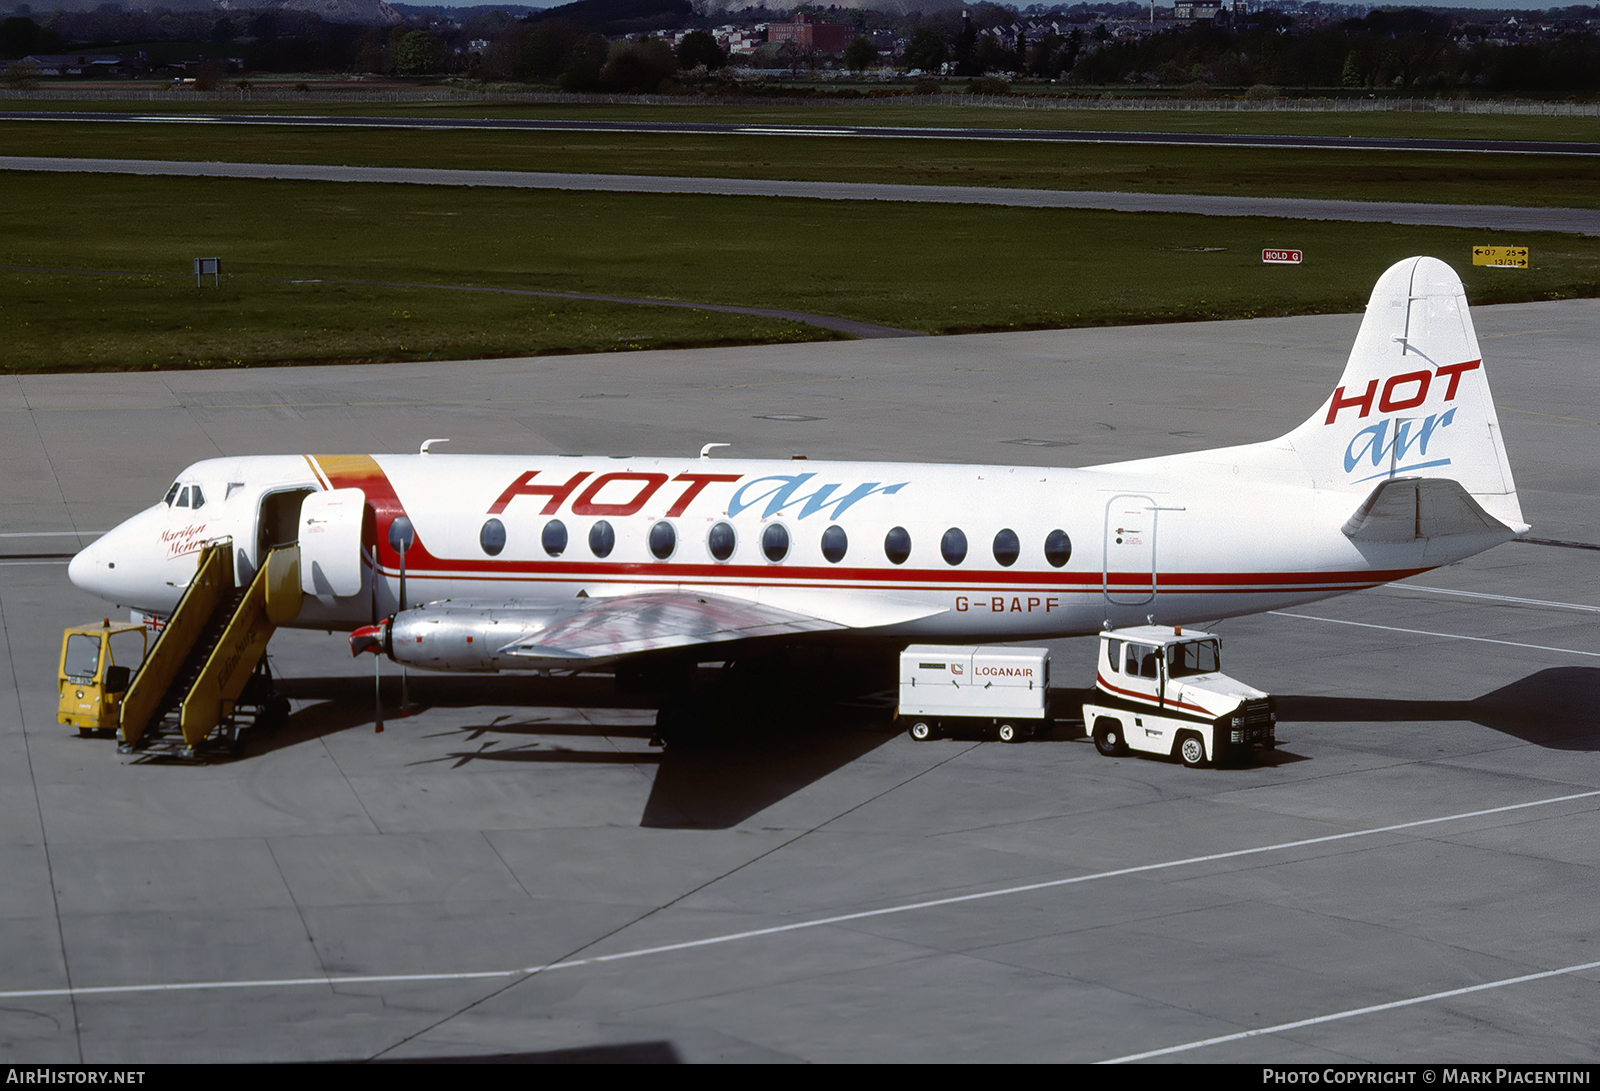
351, 601, 571, 671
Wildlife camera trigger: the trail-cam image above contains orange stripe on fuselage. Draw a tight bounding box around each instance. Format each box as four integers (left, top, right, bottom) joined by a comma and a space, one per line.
312, 455, 395, 501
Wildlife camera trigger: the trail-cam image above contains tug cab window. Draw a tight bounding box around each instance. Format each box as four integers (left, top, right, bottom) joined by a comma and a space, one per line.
1168, 640, 1220, 677
1126, 645, 1162, 679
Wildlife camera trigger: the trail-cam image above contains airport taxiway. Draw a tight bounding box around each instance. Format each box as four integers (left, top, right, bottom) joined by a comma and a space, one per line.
5, 154, 1598, 235
5, 110, 1596, 157
2, 301, 1597, 1062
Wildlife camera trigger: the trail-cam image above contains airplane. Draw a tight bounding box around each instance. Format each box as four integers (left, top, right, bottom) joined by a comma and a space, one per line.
67, 256, 1526, 714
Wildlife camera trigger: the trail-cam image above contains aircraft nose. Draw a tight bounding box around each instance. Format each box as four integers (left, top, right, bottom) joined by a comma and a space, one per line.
68, 534, 116, 600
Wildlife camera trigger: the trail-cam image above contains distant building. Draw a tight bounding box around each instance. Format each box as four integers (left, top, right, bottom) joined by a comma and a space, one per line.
20, 53, 127, 77
1174, 0, 1250, 18
765, 14, 855, 54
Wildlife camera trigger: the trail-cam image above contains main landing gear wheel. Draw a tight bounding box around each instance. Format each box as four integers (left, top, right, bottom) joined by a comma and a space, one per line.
908, 720, 934, 742
996, 723, 1019, 743
1093, 720, 1127, 757
1179, 733, 1208, 769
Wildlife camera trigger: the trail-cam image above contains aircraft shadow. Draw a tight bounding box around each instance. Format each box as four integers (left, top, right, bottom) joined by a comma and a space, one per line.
267, 654, 902, 829
1277, 667, 1600, 751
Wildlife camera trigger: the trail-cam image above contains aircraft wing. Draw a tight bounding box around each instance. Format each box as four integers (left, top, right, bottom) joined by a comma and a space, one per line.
496, 590, 849, 665
368, 589, 948, 671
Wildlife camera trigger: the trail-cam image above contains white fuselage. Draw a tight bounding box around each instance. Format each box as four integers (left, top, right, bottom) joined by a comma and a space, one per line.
68, 445, 1506, 650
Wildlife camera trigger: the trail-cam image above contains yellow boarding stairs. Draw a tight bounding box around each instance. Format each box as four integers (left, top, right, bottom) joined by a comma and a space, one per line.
110, 541, 301, 758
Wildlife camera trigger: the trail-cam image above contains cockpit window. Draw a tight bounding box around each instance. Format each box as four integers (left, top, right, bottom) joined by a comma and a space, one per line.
164, 482, 181, 507
189, 486, 205, 511
175, 487, 191, 509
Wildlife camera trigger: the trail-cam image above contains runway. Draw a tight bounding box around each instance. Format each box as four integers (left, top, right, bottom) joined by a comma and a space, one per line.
3, 301, 1598, 1062
5, 110, 1597, 157
5, 154, 1598, 235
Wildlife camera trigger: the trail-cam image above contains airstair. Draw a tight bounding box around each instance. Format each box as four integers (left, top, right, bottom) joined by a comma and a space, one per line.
118, 541, 301, 758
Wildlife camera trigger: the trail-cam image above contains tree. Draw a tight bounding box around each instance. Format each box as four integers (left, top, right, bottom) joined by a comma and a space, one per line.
559, 33, 610, 91
676, 29, 725, 71
843, 35, 877, 74
395, 30, 446, 76
598, 38, 676, 92
1, 15, 62, 58
903, 27, 946, 72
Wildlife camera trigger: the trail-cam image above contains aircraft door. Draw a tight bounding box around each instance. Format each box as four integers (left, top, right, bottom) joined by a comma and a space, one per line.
1103, 494, 1156, 605
299, 488, 367, 598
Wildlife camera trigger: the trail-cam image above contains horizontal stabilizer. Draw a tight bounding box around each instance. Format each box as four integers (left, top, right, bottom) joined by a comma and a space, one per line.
1342, 476, 1510, 543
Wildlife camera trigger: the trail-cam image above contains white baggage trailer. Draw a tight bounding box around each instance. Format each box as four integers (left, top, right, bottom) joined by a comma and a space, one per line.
897, 644, 1049, 743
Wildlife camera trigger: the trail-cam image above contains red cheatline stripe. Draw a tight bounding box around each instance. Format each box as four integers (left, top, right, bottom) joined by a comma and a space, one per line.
1094, 673, 1213, 716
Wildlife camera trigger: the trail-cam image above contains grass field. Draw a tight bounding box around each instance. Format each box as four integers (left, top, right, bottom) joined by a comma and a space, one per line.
5, 112, 1597, 209
5, 170, 1597, 372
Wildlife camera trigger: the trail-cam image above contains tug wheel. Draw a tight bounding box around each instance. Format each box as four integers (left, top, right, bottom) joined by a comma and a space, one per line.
1093, 719, 1127, 757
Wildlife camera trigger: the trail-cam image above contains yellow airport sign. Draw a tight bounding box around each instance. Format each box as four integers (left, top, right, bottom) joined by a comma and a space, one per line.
1473, 246, 1529, 268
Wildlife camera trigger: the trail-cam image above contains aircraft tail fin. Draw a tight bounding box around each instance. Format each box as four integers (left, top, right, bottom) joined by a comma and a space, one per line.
1283, 256, 1526, 532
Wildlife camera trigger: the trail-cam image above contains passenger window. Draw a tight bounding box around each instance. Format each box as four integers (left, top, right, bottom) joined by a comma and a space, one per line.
589, 520, 615, 558
884, 526, 911, 565
762, 523, 790, 562
542, 519, 567, 557
649, 521, 676, 560
708, 522, 736, 562
940, 528, 967, 566
992, 528, 1020, 567
821, 524, 847, 564
480, 519, 506, 557
1044, 530, 1071, 568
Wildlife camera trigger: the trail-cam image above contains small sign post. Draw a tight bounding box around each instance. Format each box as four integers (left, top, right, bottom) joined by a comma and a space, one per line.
1472, 246, 1528, 269
194, 257, 221, 287
1262, 249, 1303, 264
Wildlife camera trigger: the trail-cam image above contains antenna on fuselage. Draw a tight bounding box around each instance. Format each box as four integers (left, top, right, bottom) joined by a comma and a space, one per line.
420, 438, 450, 455
699, 443, 730, 460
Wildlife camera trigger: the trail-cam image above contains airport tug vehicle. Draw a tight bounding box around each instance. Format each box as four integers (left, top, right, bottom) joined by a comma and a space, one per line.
898, 645, 1050, 743
57, 619, 148, 736
1082, 626, 1275, 768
